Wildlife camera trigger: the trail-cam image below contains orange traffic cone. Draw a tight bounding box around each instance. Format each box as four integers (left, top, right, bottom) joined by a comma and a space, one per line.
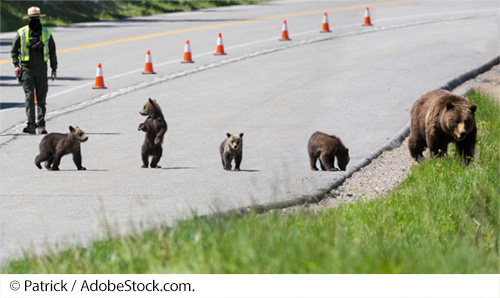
363, 7, 373, 26
142, 50, 156, 74
214, 33, 226, 55
181, 40, 194, 63
93, 63, 106, 89
279, 20, 291, 41
34, 92, 37, 104
320, 12, 331, 33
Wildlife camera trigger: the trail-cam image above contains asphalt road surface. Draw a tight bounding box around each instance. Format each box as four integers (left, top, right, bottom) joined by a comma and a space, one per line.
0, 0, 498, 261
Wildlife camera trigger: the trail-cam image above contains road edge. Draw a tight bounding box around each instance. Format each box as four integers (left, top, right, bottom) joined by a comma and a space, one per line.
239, 55, 500, 215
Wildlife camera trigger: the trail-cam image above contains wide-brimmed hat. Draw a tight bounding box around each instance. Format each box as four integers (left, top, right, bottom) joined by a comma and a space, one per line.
23, 6, 46, 19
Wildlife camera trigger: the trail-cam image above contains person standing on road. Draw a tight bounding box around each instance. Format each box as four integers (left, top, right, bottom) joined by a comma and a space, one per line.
11, 6, 57, 134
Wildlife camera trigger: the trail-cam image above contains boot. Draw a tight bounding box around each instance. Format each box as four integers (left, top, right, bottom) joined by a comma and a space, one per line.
23, 123, 36, 134
37, 126, 47, 134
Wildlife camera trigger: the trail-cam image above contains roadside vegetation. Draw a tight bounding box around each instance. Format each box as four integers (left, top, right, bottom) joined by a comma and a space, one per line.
0, 0, 263, 33
3, 90, 498, 273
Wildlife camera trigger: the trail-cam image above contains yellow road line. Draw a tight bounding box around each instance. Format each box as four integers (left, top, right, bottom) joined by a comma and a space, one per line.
1, 0, 415, 65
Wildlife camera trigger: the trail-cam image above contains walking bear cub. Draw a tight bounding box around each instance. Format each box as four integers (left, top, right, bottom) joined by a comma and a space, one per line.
138, 98, 168, 168
35, 126, 88, 171
220, 132, 244, 171
307, 132, 349, 171
408, 89, 477, 164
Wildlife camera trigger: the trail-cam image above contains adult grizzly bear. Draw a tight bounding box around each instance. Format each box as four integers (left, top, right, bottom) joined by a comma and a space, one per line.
408, 89, 477, 164
220, 132, 243, 171
138, 98, 167, 168
35, 126, 88, 170
307, 131, 349, 171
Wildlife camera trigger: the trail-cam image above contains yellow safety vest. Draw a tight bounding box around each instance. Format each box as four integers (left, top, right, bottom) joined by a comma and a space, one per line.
18, 25, 51, 62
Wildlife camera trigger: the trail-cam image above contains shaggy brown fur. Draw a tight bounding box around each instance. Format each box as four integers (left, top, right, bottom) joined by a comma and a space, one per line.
408, 89, 477, 164
138, 98, 168, 168
307, 131, 349, 171
35, 126, 88, 171
219, 132, 243, 171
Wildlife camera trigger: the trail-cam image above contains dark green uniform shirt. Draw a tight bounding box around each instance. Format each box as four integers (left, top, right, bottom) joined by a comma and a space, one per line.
11, 26, 57, 71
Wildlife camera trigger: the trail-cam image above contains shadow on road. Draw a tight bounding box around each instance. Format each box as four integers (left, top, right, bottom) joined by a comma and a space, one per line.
161, 167, 197, 170
41, 169, 109, 172
86, 133, 121, 135
0, 102, 24, 110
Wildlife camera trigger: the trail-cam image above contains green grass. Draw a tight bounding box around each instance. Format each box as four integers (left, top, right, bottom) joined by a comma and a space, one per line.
3, 90, 499, 273
0, 0, 263, 33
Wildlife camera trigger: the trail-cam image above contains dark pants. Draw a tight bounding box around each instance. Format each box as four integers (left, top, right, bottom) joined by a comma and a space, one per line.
21, 64, 48, 127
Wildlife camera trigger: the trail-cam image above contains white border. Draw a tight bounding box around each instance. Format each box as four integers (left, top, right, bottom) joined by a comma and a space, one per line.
1, 274, 499, 298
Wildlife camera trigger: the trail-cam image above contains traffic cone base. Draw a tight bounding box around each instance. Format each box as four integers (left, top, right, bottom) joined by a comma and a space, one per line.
279, 20, 291, 41
181, 40, 194, 63
93, 63, 107, 89
181, 57, 194, 63
142, 50, 156, 74
93, 78, 107, 89
320, 25, 331, 33
279, 34, 291, 41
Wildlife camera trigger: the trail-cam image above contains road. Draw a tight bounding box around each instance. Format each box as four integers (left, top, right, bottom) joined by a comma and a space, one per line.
0, 0, 498, 261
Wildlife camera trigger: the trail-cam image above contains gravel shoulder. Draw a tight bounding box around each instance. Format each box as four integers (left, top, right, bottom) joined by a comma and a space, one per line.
281, 64, 500, 214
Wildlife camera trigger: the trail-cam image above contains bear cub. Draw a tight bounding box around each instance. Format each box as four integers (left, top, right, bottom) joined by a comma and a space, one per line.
138, 98, 168, 168
408, 89, 477, 164
220, 132, 244, 171
35, 126, 88, 171
307, 131, 349, 171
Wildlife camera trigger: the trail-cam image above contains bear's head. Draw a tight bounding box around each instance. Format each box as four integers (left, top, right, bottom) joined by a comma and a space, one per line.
140, 98, 162, 117
226, 132, 244, 151
337, 147, 349, 171
443, 102, 476, 142
69, 126, 88, 143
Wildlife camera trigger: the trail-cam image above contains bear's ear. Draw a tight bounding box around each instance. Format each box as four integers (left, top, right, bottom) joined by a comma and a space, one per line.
446, 102, 454, 110
469, 104, 477, 113
148, 98, 155, 104
239, 133, 244, 138
226, 132, 231, 138
69, 126, 75, 133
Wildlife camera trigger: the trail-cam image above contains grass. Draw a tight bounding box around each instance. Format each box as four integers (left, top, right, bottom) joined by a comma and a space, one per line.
3, 90, 499, 273
0, 0, 263, 33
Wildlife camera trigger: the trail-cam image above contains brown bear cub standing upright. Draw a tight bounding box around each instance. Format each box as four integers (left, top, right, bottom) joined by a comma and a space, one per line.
220, 132, 244, 171
138, 98, 168, 168
408, 89, 477, 164
308, 132, 350, 171
35, 126, 88, 171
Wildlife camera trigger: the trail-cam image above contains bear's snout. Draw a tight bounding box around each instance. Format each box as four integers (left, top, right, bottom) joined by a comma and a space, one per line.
453, 122, 467, 141
453, 131, 465, 142
230, 140, 241, 150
